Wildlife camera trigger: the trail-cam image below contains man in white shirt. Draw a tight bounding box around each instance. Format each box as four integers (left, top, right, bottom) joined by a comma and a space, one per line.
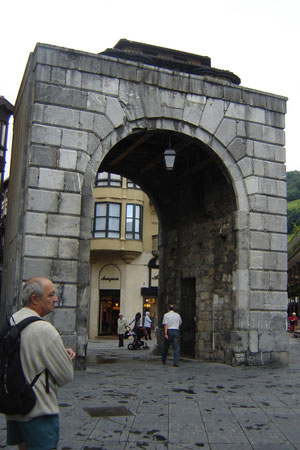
162, 304, 182, 366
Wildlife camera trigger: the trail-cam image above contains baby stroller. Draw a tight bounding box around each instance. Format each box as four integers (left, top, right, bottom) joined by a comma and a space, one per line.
124, 326, 149, 350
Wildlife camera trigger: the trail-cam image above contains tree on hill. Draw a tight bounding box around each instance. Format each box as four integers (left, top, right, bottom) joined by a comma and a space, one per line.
287, 170, 300, 202
288, 208, 300, 234
287, 171, 300, 235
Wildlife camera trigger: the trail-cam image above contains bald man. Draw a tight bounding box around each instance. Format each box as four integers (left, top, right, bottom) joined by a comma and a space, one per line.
5, 277, 76, 450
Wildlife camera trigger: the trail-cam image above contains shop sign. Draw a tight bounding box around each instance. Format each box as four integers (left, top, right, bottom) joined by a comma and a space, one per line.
100, 265, 121, 289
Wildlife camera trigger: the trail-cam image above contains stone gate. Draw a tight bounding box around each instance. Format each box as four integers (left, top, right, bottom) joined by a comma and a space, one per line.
1, 40, 288, 365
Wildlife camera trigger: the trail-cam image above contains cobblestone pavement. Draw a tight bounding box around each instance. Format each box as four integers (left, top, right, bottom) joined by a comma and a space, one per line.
2, 335, 300, 449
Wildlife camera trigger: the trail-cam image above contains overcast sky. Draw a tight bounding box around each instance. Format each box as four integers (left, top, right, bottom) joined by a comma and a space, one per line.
2, 0, 299, 177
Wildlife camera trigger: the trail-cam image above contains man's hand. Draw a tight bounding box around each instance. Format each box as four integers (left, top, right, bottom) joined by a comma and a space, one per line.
66, 348, 76, 360
164, 324, 168, 339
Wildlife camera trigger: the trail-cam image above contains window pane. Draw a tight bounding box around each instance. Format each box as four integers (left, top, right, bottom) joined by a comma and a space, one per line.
125, 204, 142, 240
94, 231, 105, 238
1, 123, 7, 147
126, 219, 133, 232
109, 203, 120, 216
94, 202, 121, 238
95, 203, 106, 216
126, 204, 133, 218
95, 172, 108, 186
127, 179, 140, 189
95, 218, 106, 231
108, 231, 120, 238
98, 172, 108, 180
111, 173, 121, 181
108, 217, 120, 231
96, 172, 122, 187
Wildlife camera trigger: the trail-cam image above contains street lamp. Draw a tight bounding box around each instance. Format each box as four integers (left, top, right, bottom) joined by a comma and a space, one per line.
163, 148, 176, 170
163, 134, 176, 171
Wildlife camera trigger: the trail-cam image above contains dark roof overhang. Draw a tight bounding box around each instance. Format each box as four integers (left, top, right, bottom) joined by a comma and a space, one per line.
101, 39, 241, 85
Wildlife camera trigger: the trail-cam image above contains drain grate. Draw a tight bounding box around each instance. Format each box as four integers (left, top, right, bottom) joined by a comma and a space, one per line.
83, 406, 133, 417
86, 356, 117, 364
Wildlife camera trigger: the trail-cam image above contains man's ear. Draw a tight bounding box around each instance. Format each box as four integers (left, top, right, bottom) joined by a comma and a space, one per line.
30, 294, 39, 305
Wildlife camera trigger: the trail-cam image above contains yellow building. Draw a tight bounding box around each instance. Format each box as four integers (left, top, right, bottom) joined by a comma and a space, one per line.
89, 172, 159, 338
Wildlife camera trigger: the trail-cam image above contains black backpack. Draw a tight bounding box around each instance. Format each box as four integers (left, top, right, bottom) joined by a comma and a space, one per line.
0, 316, 48, 415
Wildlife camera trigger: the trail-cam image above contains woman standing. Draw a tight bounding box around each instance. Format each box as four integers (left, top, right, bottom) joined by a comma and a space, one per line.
144, 311, 152, 340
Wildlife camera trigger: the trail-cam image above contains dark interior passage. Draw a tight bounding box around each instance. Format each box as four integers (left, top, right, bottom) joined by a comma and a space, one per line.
101, 129, 237, 362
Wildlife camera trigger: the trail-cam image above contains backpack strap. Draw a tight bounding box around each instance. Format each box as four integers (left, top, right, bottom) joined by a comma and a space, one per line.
6, 314, 13, 326
30, 372, 42, 387
12, 316, 50, 393
15, 316, 43, 332
30, 369, 50, 393
45, 369, 49, 393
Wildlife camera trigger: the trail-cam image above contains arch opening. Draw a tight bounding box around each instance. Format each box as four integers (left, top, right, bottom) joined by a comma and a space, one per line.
92, 129, 237, 362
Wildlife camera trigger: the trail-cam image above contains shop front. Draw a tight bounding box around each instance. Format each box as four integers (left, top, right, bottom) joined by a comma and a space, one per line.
99, 290, 120, 335
98, 265, 121, 336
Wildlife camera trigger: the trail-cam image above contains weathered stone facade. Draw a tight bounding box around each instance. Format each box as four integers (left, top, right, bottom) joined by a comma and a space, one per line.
1, 42, 288, 365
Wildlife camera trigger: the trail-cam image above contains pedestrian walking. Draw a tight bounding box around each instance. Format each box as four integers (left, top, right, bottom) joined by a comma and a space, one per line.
144, 311, 152, 340
162, 304, 182, 366
4, 277, 75, 450
288, 312, 298, 332
129, 312, 147, 340
117, 313, 128, 347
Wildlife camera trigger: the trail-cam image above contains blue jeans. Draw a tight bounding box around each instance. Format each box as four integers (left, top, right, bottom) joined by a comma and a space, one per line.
162, 329, 179, 365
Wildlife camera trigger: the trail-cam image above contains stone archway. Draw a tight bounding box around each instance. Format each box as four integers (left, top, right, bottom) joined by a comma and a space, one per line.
82, 121, 273, 365
1, 41, 288, 366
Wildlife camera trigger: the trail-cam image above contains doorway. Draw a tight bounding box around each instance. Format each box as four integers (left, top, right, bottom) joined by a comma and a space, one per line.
180, 277, 196, 357
98, 290, 120, 335
143, 296, 158, 329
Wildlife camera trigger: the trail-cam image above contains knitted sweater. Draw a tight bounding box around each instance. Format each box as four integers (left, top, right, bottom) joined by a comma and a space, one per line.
7, 307, 74, 421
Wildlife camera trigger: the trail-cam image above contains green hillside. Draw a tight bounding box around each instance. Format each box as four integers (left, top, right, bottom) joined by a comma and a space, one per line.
287, 171, 300, 202
287, 171, 300, 236
288, 199, 300, 209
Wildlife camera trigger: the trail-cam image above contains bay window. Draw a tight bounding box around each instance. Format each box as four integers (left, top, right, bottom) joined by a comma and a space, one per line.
126, 204, 142, 240
94, 202, 121, 238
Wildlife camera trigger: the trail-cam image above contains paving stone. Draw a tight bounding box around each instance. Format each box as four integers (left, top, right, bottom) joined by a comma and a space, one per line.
0, 336, 288, 448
